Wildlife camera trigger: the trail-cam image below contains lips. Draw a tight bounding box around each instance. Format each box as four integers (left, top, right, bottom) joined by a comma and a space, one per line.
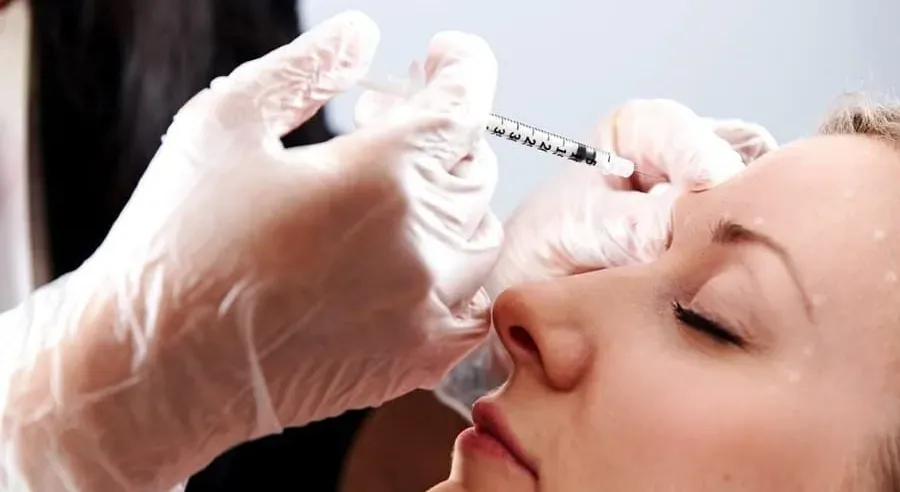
471, 400, 538, 479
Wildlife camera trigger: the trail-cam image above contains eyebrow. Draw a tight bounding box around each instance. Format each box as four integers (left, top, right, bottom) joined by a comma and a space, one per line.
711, 219, 813, 319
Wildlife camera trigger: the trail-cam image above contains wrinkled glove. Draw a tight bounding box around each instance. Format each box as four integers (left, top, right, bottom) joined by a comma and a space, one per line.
436, 99, 778, 418
0, 11, 502, 492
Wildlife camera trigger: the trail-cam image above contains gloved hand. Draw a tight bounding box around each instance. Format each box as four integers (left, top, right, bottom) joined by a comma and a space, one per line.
486, 98, 777, 296
435, 99, 778, 417
0, 11, 502, 492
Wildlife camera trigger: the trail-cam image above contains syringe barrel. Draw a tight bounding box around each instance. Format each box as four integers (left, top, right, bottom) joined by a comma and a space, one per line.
485, 114, 634, 178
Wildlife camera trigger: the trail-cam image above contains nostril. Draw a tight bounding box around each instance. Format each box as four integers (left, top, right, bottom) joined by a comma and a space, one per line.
509, 325, 538, 356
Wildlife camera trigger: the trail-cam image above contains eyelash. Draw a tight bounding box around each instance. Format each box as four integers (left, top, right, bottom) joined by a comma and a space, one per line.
672, 301, 745, 348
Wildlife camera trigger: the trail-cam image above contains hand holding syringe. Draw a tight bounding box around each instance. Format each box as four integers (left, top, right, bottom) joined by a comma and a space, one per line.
358, 78, 643, 179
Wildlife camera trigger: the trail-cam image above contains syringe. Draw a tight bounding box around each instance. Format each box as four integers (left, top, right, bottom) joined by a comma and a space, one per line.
357, 79, 637, 178
485, 113, 634, 178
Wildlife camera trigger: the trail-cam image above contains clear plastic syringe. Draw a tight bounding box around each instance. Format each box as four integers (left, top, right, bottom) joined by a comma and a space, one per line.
485, 113, 635, 178
358, 79, 637, 178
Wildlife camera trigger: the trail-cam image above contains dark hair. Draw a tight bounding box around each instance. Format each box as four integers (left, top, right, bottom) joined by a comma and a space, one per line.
30, 0, 334, 277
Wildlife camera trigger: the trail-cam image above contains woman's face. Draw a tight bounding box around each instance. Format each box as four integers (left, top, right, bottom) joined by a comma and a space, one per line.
435, 134, 900, 491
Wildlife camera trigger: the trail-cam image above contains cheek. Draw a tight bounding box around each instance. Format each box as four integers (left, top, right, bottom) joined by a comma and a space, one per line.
559, 342, 845, 489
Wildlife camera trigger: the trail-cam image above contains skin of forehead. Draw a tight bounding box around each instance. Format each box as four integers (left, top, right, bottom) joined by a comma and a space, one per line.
675, 134, 900, 291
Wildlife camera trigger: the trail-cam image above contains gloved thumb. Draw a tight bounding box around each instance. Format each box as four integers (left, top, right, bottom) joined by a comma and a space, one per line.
706, 118, 779, 164
174, 11, 378, 142
564, 188, 678, 270
595, 99, 746, 193
484, 167, 678, 298
667, 125, 746, 192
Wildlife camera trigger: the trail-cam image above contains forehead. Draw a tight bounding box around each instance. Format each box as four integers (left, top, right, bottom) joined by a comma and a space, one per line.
674, 134, 900, 340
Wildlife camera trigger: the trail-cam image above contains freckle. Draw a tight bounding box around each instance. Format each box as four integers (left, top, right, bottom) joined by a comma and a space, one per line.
874, 229, 887, 241
885, 271, 898, 284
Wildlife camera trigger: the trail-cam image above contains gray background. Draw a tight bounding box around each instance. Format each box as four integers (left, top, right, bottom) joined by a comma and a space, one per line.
303, 0, 900, 219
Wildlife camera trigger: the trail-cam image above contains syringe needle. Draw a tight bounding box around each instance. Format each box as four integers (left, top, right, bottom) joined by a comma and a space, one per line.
357, 78, 665, 180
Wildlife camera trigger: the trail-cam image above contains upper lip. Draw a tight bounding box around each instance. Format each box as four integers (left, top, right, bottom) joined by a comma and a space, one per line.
471, 400, 538, 479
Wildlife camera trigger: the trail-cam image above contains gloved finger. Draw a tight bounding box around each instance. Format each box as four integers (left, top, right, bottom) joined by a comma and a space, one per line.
393, 136, 498, 244
595, 99, 746, 193
402, 31, 498, 172
416, 32, 497, 120
426, 208, 505, 309
563, 189, 678, 273
420, 287, 494, 390
191, 11, 379, 139
484, 189, 673, 297
705, 117, 779, 163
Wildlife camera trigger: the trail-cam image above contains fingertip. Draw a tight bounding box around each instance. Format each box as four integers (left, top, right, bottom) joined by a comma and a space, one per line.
314, 10, 381, 51
288, 10, 380, 83
266, 9, 381, 82
685, 150, 745, 191
334, 10, 381, 66
207, 10, 382, 138
427, 31, 497, 67
422, 31, 498, 114
709, 118, 779, 163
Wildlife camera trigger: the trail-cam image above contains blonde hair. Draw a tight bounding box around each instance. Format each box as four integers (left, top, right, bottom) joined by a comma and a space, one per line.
818, 94, 900, 146
817, 95, 900, 491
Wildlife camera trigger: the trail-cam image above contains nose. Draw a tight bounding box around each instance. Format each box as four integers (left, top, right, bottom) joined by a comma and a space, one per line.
492, 281, 594, 392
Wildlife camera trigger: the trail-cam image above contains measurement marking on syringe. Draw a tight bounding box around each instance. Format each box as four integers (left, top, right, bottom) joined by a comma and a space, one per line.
486, 113, 610, 167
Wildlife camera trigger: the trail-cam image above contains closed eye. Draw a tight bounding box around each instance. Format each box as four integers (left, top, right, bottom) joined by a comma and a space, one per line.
673, 301, 746, 348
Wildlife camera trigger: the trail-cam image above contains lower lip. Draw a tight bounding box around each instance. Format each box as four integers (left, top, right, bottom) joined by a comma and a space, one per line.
457, 427, 533, 476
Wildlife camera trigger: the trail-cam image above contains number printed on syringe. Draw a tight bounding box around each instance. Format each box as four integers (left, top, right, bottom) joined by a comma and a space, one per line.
486, 114, 600, 164
484, 113, 636, 178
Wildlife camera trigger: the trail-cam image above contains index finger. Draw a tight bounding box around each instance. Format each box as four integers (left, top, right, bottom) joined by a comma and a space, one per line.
412, 32, 497, 118
211, 10, 379, 137
401, 32, 499, 167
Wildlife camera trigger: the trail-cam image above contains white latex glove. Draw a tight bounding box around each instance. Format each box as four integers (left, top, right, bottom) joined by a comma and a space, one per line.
0, 11, 502, 492
435, 99, 778, 417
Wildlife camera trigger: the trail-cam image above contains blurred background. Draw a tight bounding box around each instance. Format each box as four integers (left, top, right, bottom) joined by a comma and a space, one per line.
305, 0, 900, 218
